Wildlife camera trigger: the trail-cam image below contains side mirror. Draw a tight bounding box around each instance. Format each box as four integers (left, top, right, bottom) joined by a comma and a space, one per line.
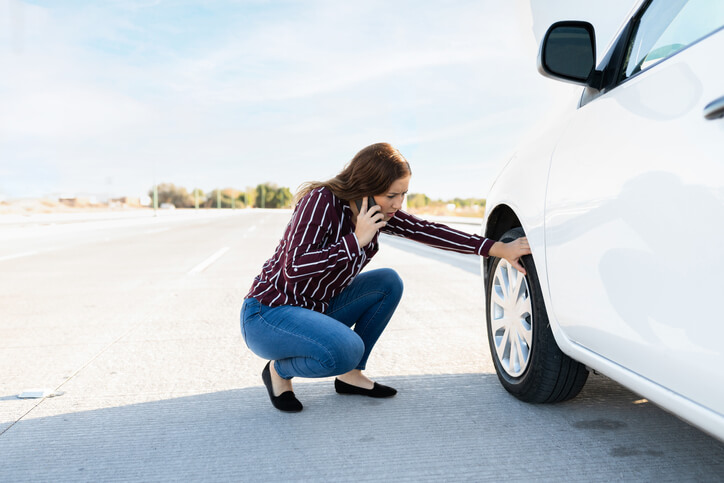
538, 21, 597, 86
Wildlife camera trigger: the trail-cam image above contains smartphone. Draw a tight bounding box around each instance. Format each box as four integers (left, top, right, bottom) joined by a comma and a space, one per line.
355, 196, 377, 212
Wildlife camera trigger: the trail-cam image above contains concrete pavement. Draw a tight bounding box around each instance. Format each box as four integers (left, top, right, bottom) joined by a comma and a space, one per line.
1, 210, 723, 481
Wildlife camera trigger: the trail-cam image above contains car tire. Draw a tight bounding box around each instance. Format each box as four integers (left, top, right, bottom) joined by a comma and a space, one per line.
486, 227, 589, 403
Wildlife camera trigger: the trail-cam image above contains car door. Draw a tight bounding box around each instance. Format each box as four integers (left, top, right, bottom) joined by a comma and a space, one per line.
543, 1, 724, 413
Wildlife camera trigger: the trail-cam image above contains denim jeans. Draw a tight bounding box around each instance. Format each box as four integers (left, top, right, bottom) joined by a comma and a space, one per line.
240, 268, 403, 379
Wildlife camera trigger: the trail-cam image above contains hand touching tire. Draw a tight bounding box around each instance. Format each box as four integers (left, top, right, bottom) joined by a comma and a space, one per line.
489, 237, 531, 274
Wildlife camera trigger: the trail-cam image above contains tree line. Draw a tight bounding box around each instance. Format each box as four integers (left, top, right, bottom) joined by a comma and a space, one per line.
406, 193, 486, 210
150, 183, 293, 209
150, 183, 486, 213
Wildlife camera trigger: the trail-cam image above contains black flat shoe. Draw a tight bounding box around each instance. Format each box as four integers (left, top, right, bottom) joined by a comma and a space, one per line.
262, 362, 303, 412
334, 378, 397, 398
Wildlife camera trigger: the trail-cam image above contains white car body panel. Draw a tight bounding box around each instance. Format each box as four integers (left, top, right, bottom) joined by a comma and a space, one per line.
483, 90, 581, 294
545, 29, 724, 415
483, 13, 724, 441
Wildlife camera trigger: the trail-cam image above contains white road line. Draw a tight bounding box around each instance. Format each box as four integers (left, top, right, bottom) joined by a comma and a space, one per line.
188, 247, 230, 275
241, 225, 257, 239
0, 251, 39, 262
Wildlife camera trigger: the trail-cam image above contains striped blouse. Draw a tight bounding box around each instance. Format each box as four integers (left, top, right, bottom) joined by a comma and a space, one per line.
246, 187, 495, 313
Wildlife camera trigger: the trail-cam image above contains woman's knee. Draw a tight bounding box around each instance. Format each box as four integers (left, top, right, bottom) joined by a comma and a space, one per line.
377, 268, 404, 299
324, 333, 365, 374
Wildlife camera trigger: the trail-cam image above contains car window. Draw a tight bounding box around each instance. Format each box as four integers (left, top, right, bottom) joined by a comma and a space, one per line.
620, 0, 724, 80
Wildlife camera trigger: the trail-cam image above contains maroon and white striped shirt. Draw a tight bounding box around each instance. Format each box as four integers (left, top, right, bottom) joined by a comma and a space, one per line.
246, 187, 495, 313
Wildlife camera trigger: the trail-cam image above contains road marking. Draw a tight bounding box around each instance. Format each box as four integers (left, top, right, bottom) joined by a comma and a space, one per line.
0, 251, 38, 262
188, 247, 230, 275
242, 225, 257, 238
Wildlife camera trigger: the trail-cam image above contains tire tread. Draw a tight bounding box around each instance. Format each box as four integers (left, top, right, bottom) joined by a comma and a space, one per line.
486, 228, 588, 404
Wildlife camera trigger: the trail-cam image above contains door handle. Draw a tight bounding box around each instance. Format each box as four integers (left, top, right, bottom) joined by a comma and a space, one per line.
703, 96, 724, 120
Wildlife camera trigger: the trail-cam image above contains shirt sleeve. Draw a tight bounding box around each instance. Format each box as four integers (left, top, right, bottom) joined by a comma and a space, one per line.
281, 189, 363, 283
382, 210, 496, 257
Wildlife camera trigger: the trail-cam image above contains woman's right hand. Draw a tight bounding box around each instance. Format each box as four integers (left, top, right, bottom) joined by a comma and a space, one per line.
355, 197, 386, 246
488, 237, 531, 275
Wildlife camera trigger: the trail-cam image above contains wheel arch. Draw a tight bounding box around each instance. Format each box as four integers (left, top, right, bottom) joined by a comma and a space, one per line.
482, 204, 522, 284
485, 204, 522, 241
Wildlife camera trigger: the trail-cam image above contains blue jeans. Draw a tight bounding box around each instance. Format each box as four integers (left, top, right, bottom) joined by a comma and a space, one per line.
240, 268, 403, 379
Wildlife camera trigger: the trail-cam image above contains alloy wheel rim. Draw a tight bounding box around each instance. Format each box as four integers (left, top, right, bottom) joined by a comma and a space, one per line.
490, 259, 533, 377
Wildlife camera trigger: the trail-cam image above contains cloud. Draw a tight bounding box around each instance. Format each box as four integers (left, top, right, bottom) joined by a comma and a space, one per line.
0, 0, 548, 200
0, 83, 155, 141
155, 1, 528, 105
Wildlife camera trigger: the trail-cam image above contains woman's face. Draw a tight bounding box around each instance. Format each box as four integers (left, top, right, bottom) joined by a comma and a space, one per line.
373, 176, 410, 221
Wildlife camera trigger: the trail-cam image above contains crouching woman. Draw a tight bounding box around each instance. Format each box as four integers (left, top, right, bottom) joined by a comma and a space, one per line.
240, 142, 530, 412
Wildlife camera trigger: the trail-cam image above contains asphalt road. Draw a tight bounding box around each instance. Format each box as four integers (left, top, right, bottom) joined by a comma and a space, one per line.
1, 209, 723, 482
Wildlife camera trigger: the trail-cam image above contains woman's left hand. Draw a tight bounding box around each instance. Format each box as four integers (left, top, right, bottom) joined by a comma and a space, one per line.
489, 237, 531, 275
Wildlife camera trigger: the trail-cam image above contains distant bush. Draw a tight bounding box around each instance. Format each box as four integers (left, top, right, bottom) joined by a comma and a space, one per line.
255, 183, 292, 209
204, 189, 240, 208
150, 183, 194, 208
407, 193, 430, 209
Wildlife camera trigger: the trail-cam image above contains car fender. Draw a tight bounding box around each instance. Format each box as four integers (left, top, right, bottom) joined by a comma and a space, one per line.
483, 93, 585, 360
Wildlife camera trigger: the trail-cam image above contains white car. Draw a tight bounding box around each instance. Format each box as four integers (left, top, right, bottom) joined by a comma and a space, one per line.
482, 0, 724, 441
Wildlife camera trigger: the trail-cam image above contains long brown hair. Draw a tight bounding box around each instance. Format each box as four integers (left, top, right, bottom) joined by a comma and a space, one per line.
294, 143, 411, 205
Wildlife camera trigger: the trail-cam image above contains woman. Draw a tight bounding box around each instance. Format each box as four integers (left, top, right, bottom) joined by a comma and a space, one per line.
241, 143, 530, 412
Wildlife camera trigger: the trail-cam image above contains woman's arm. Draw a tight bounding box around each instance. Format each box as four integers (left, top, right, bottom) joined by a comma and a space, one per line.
281, 190, 363, 283
383, 211, 496, 256
384, 211, 530, 273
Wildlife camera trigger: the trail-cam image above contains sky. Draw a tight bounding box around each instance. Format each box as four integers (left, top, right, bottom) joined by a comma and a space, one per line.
0, 0, 637, 201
